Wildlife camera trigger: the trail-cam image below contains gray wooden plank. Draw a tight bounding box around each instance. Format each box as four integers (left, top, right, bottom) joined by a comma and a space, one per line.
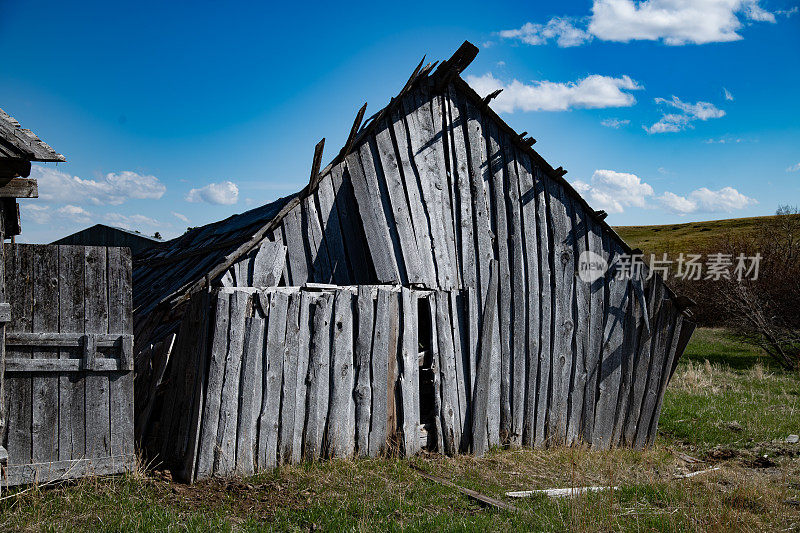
354, 286, 375, 456
471, 260, 499, 456
194, 291, 231, 479
612, 279, 645, 446
646, 301, 683, 446
368, 288, 391, 457
389, 103, 437, 287
252, 239, 286, 287
282, 207, 309, 285
258, 290, 288, 470
31, 245, 59, 463
84, 246, 111, 459
399, 287, 420, 457
6, 245, 32, 466
581, 217, 606, 444
533, 167, 553, 446
303, 193, 334, 283
2, 454, 136, 487
386, 291, 400, 453
545, 179, 575, 445
450, 291, 469, 452
290, 292, 313, 464
592, 241, 630, 449
235, 313, 264, 475
435, 291, 459, 454
315, 173, 350, 285
507, 147, 527, 447
402, 89, 454, 290
444, 85, 477, 293
213, 290, 248, 476
278, 291, 301, 464
326, 290, 355, 458
515, 153, 540, 447
330, 164, 372, 284
345, 149, 401, 283
304, 292, 332, 461
374, 120, 425, 285
567, 202, 591, 446
58, 245, 85, 461
427, 294, 444, 453
485, 121, 513, 442
108, 247, 133, 457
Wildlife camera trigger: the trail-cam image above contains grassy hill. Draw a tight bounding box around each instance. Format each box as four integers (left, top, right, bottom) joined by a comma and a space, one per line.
614, 213, 800, 256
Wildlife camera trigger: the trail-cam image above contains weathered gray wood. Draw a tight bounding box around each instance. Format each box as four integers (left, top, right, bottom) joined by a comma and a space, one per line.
592, 241, 631, 449
5, 245, 32, 466
345, 149, 401, 283
327, 290, 355, 458
354, 286, 374, 456
427, 294, 444, 453
374, 120, 425, 285
258, 290, 288, 470
485, 121, 513, 442
31, 245, 59, 463
546, 180, 575, 445
388, 104, 437, 286
449, 291, 469, 452
646, 302, 683, 446
290, 292, 313, 464
5, 358, 129, 372
5, 332, 132, 347
533, 166, 553, 446
282, 207, 309, 285
472, 260, 498, 456
368, 288, 391, 457
235, 313, 264, 475
622, 277, 656, 446
402, 90, 454, 289
107, 247, 134, 457
252, 239, 286, 287
330, 164, 371, 284
213, 290, 248, 476
303, 193, 333, 283
315, 173, 350, 285
435, 291, 459, 454
195, 291, 230, 479
399, 288, 420, 457
58, 245, 84, 461
612, 278, 644, 446
462, 96, 494, 308
1, 454, 136, 487
277, 292, 301, 464
386, 291, 400, 453
516, 153, 540, 447
304, 292, 332, 461
507, 147, 527, 447
581, 217, 606, 444
567, 202, 591, 445
0, 178, 38, 198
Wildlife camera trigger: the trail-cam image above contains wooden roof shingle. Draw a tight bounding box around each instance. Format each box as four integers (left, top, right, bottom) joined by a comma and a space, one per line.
0, 108, 65, 162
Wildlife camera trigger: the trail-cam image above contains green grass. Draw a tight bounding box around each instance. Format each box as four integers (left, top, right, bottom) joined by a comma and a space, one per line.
2, 329, 799, 531
613, 213, 800, 256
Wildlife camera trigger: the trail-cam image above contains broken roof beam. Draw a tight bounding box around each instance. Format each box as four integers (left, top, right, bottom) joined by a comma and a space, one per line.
308, 138, 326, 189
339, 103, 368, 160
434, 41, 479, 91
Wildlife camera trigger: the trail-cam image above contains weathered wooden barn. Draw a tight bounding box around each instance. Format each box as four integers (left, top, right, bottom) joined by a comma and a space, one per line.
134, 42, 696, 482
53, 224, 163, 255
0, 109, 135, 486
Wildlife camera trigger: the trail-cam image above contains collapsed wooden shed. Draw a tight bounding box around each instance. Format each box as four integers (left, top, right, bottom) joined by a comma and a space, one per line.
134, 42, 696, 482
0, 109, 135, 487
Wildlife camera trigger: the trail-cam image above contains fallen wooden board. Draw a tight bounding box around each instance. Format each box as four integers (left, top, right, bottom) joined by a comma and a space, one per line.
411, 465, 524, 513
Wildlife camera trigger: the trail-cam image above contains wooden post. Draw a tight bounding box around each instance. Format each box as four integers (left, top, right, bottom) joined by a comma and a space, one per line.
0, 202, 6, 466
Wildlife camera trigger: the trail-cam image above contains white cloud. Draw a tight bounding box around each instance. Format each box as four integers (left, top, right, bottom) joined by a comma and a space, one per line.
56, 205, 92, 223
659, 186, 756, 213
645, 96, 725, 133
500, 0, 781, 48
601, 118, 630, 128
787, 163, 800, 172
466, 73, 642, 113
572, 169, 655, 213
185, 181, 239, 205
704, 136, 744, 144
31, 166, 166, 206
172, 211, 190, 223
589, 0, 776, 45
20, 204, 53, 224
499, 18, 593, 47
723, 87, 734, 101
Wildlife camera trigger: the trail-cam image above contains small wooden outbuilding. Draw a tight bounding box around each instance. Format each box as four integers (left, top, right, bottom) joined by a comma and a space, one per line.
0, 109, 135, 487
134, 42, 695, 482
53, 224, 163, 255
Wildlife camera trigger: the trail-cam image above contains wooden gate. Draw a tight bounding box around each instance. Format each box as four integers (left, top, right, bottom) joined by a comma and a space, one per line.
1, 244, 135, 486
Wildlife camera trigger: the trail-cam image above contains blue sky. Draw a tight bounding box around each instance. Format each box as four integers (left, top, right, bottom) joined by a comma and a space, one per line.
2, 0, 798, 243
